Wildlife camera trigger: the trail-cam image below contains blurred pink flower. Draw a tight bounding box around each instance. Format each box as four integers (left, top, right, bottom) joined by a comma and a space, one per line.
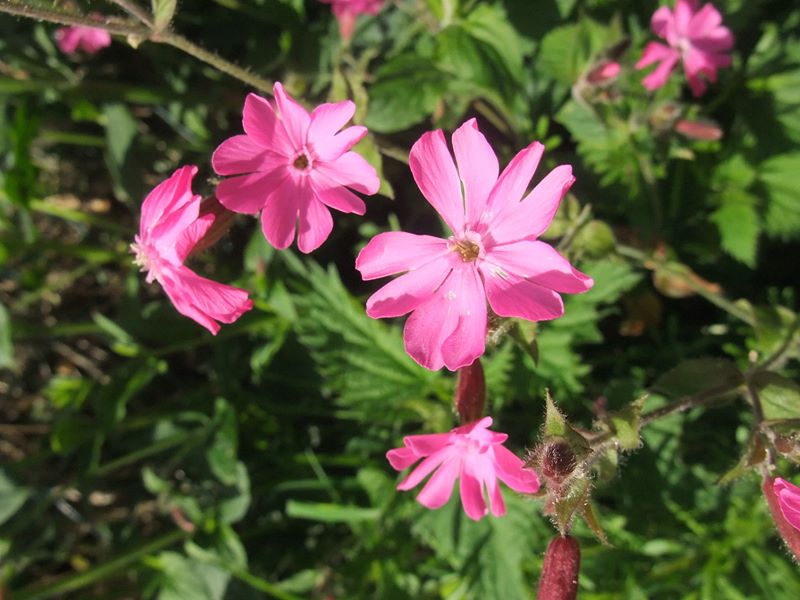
320, 0, 383, 41
131, 166, 253, 334
674, 118, 723, 140
356, 119, 592, 371
774, 477, 800, 531
387, 416, 540, 520
212, 82, 379, 253
587, 60, 621, 84
55, 25, 111, 55
636, 0, 733, 96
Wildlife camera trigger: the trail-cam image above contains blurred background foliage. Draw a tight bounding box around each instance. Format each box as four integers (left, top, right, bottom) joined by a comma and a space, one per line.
1, 0, 799, 598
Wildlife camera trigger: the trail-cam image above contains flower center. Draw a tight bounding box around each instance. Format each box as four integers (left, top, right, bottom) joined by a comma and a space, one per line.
450, 231, 483, 263
293, 151, 312, 171
130, 237, 160, 283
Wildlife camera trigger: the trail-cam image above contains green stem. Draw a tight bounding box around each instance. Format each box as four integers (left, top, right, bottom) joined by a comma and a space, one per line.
29, 198, 131, 234
92, 428, 208, 477
106, 0, 153, 27
10, 530, 187, 600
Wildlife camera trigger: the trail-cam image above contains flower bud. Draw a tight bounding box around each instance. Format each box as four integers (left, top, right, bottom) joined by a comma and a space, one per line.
586, 60, 621, 85
537, 534, 581, 600
762, 477, 800, 561
189, 196, 236, 257
541, 441, 577, 482
675, 118, 723, 141
455, 359, 485, 424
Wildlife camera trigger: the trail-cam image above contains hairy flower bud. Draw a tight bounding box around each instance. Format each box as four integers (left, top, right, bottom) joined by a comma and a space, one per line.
541, 442, 577, 482
675, 118, 723, 141
455, 359, 486, 423
537, 534, 581, 600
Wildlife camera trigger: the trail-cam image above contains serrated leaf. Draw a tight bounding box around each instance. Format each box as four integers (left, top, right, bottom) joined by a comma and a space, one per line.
761, 152, 800, 240
710, 189, 760, 267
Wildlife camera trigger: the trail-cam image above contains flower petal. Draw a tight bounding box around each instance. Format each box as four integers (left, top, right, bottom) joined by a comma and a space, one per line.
161, 265, 253, 335
315, 151, 380, 195
387, 446, 421, 471
273, 82, 311, 149
310, 171, 366, 215
409, 130, 465, 234
405, 432, 454, 456
483, 240, 593, 294
212, 134, 285, 176
174, 213, 215, 263
216, 168, 288, 215
487, 165, 574, 244
493, 445, 540, 493
140, 165, 198, 236
397, 449, 450, 491
416, 456, 461, 509
366, 257, 453, 318
440, 266, 488, 371
481, 269, 565, 322
635, 41, 678, 69
242, 93, 294, 156
484, 141, 544, 220
297, 196, 334, 254
651, 5, 676, 42
452, 118, 498, 226
403, 265, 485, 371
459, 466, 488, 520
356, 231, 450, 280
260, 175, 300, 249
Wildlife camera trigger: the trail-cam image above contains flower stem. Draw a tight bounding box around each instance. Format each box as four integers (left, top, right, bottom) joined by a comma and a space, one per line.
0, 1, 273, 93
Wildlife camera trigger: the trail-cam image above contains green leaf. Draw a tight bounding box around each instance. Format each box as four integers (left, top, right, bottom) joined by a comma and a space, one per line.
352, 133, 394, 199
651, 358, 744, 400
285, 501, 380, 523
0, 469, 30, 526
365, 54, 446, 133
153, 551, 229, 600
608, 396, 647, 451
753, 372, 800, 420
206, 399, 238, 486
152, 0, 177, 32
0, 302, 13, 369
761, 152, 800, 240
710, 189, 760, 267
103, 103, 141, 201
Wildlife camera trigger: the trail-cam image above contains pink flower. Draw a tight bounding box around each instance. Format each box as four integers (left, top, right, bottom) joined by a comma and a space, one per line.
131, 166, 253, 334
636, 0, 733, 97
586, 60, 621, 85
387, 416, 540, 520
55, 25, 111, 55
320, 0, 384, 41
774, 477, 800, 532
212, 83, 379, 253
356, 119, 593, 371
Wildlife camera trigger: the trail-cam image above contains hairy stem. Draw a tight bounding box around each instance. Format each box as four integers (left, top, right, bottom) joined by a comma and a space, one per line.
106, 0, 153, 27
0, 1, 273, 92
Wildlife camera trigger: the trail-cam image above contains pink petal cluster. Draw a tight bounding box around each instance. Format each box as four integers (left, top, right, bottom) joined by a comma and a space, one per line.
320, 0, 384, 41
356, 119, 593, 371
636, 0, 733, 96
131, 166, 253, 334
387, 416, 540, 520
55, 25, 112, 55
212, 82, 379, 253
774, 477, 800, 532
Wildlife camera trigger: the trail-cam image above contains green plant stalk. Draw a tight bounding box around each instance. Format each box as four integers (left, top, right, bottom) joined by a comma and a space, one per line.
10, 530, 187, 600
0, 1, 273, 92
92, 427, 209, 477
29, 198, 131, 234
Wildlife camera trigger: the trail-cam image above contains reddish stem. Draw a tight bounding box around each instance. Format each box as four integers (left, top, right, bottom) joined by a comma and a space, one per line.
455, 359, 485, 423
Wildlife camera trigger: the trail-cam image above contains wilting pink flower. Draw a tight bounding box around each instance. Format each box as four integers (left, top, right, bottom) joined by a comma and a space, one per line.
356, 119, 593, 371
774, 477, 800, 532
131, 166, 253, 334
320, 0, 383, 41
636, 0, 733, 96
387, 416, 540, 520
55, 25, 111, 55
212, 82, 379, 253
